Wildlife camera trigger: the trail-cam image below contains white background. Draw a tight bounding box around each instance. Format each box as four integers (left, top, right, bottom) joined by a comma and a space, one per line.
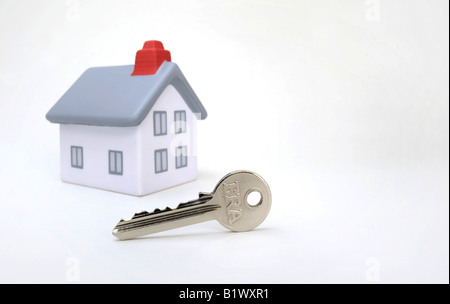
0, 0, 448, 283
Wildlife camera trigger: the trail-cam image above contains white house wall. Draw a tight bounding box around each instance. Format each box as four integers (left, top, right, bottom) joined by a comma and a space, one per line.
138, 84, 197, 194
60, 123, 140, 195
59, 84, 198, 196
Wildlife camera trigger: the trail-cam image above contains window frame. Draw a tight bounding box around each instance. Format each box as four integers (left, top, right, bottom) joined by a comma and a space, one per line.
154, 148, 168, 174
153, 111, 167, 136
175, 145, 188, 169
174, 110, 187, 134
109, 150, 123, 175
71, 146, 83, 169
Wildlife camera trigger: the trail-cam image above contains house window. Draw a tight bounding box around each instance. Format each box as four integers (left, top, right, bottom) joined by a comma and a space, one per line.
174, 110, 186, 134
175, 146, 188, 169
109, 150, 123, 175
154, 111, 167, 136
71, 146, 83, 169
155, 149, 168, 173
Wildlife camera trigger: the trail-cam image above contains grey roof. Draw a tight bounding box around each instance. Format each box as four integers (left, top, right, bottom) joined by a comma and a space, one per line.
46, 61, 207, 127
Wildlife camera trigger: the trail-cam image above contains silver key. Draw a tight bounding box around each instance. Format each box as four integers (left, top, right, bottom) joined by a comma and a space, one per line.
112, 170, 271, 240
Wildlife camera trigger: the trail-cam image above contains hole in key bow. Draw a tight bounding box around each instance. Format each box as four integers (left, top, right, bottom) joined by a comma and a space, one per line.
246, 190, 262, 207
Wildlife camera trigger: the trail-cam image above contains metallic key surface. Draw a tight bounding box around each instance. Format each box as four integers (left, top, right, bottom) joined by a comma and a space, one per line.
112, 170, 271, 240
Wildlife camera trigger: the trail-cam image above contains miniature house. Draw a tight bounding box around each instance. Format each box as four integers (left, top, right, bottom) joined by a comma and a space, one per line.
46, 41, 207, 196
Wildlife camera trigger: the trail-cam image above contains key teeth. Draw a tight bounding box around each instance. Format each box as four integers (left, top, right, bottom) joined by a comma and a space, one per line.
115, 218, 125, 228
152, 207, 173, 214
176, 201, 194, 209
130, 207, 174, 220
124, 192, 213, 222
132, 211, 150, 219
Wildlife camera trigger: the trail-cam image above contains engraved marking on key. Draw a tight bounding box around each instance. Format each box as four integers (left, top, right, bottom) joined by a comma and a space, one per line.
224, 181, 242, 225
112, 171, 271, 240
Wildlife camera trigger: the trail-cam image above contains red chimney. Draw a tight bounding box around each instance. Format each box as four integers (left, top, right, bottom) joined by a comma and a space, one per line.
131, 40, 171, 76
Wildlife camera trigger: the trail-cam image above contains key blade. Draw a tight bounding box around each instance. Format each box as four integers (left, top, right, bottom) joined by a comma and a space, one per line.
112, 195, 218, 240
176, 193, 212, 209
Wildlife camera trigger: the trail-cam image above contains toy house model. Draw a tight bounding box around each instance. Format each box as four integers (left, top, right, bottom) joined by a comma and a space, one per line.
46, 41, 207, 196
